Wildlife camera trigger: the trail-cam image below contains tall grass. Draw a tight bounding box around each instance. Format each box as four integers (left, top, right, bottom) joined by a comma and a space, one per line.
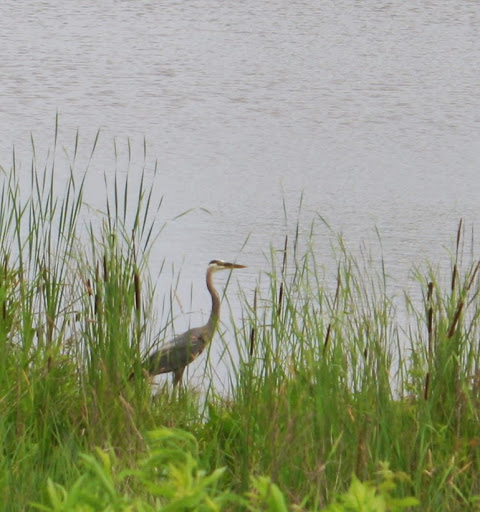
203, 223, 480, 510
0, 131, 479, 510
0, 129, 169, 509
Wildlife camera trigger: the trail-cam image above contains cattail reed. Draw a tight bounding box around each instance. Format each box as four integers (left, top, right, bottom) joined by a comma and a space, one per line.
249, 287, 257, 357
277, 235, 288, 315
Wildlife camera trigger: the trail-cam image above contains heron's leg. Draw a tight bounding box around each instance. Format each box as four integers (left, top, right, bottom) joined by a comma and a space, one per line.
173, 367, 185, 387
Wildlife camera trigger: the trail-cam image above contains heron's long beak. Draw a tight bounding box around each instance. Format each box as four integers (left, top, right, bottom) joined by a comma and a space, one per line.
223, 262, 247, 269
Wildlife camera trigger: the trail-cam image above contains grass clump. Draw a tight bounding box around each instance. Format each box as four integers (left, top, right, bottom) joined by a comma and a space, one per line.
0, 130, 164, 508
0, 130, 479, 510
201, 223, 480, 510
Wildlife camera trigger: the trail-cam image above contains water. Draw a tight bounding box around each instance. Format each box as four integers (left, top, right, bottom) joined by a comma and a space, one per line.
1, 0, 480, 388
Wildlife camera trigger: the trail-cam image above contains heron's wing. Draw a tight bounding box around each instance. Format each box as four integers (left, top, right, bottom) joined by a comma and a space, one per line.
144, 328, 206, 376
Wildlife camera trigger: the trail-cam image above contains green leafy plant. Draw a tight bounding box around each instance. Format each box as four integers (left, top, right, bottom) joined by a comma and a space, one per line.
323, 463, 418, 512
34, 428, 238, 511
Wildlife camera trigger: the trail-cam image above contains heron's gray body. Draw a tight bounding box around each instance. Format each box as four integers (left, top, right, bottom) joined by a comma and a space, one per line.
144, 326, 210, 384
143, 260, 246, 386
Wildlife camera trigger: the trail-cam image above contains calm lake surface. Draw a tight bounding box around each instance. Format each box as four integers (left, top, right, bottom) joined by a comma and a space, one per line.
1, 0, 480, 388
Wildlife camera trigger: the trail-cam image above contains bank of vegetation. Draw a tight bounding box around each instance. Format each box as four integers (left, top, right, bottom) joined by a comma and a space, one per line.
0, 136, 478, 511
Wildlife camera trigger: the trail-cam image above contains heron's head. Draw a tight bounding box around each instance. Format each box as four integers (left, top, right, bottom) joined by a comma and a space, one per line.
208, 259, 247, 272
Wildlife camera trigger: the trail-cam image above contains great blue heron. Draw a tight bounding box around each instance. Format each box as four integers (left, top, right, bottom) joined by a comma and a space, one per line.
142, 259, 246, 386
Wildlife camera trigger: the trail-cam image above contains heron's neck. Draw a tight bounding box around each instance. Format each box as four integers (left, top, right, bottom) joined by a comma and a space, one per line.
206, 271, 220, 333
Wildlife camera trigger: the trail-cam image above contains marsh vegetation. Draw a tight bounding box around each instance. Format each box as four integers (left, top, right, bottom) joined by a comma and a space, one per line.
0, 135, 479, 510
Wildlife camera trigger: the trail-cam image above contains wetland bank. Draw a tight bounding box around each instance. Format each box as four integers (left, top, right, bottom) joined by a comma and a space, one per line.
1, 142, 479, 510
